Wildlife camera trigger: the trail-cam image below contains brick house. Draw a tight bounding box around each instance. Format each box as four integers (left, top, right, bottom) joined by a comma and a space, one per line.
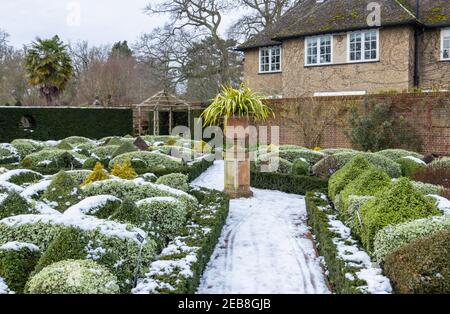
238, 0, 450, 97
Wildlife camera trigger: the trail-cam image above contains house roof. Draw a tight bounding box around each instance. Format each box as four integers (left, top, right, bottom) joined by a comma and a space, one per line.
238, 0, 450, 51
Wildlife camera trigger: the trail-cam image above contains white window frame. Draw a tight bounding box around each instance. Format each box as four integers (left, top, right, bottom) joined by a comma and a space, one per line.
441, 28, 450, 61
347, 29, 380, 63
304, 34, 333, 66
259, 46, 282, 73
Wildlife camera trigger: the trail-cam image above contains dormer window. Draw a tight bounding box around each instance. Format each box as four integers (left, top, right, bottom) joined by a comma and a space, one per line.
259, 46, 282, 73
441, 28, 450, 61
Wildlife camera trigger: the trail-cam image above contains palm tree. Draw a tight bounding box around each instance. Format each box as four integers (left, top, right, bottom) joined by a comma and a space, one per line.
25, 35, 73, 106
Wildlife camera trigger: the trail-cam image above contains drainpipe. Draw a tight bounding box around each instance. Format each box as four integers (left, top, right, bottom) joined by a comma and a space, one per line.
413, 0, 421, 88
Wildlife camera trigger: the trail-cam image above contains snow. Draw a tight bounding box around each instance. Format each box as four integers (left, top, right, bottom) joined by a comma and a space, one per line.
20, 180, 52, 199
136, 197, 181, 206
325, 209, 392, 294
402, 156, 426, 165
0, 169, 40, 182
0, 277, 13, 294
193, 161, 330, 294
0, 214, 146, 244
64, 195, 121, 216
428, 195, 450, 215
0, 180, 24, 193
0, 241, 40, 252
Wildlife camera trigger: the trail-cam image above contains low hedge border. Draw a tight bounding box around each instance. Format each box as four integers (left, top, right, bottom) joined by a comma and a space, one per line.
132, 187, 229, 294
305, 192, 392, 294
250, 171, 328, 194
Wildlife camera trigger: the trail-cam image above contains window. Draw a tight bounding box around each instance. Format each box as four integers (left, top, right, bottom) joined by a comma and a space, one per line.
259, 46, 281, 73
442, 28, 450, 61
348, 29, 379, 62
305, 35, 332, 65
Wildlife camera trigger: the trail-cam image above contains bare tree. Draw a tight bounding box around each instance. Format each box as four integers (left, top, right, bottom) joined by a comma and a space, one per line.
144, 0, 238, 88
229, 0, 299, 41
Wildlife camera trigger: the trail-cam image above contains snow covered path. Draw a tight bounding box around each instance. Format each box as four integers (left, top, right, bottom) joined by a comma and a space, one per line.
192, 161, 330, 294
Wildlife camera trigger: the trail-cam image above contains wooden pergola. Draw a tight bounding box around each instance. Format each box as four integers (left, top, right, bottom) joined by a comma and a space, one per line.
136, 90, 192, 136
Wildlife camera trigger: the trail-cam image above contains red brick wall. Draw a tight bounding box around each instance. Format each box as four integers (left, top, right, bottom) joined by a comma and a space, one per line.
259, 93, 450, 155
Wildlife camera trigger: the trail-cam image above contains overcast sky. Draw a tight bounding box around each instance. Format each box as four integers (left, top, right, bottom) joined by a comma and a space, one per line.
0, 0, 239, 48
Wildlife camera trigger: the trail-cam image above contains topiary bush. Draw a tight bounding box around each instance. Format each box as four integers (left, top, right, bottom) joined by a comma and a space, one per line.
111, 141, 138, 159
411, 181, 444, 196
109, 152, 183, 175
373, 215, 450, 263
90, 145, 119, 161
312, 155, 342, 179
355, 178, 441, 252
0, 169, 43, 186
384, 229, 450, 294
81, 162, 110, 187
33, 227, 87, 275
254, 156, 293, 174
64, 170, 92, 185
430, 157, 450, 169
291, 159, 310, 176
111, 159, 137, 180
156, 173, 189, 192
397, 157, 426, 177
26, 259, 120, 294
328, 155, 372, 202
11, 139, 42, 159
135, 197, 187, 243
259, 149, 324, 164
375, 149, 423, 162
64, 195, 122, 219
20, 149, 86, 174
61, 136, 93, 146
0, 242, 40, 293
0, 214, 157, 293
109, 198, 141, 227
41, 171, 81, 212
346, 195, 375, 229
321, 148, 358, 156
82, 178, 198, 211
0, 192, 35, 219
338, 167, 391, 221
0, 144, 20, 164
55, 141, 74, 151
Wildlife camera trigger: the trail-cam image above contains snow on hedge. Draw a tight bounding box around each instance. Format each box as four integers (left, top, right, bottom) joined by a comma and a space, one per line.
0, 214, 146, 244
401, 156, 426, 165
0, 241, 40, 252
428, 195, 450, 215
0, 277, 13, 294
326, 212, 392, 294
64, 195, 122, 216
20, 180, 52, 199
0, 169, 41, 182
0, 180, 23, 193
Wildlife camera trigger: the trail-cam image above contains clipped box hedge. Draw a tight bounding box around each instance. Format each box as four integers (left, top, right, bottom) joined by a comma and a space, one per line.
250, 171, 327, 195
305, 192, 392, 294
0, 107, 133, 142
133, 187, 230, 294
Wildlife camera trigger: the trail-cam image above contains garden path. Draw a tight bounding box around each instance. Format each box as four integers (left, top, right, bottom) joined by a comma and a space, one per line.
192, 161, 330, 294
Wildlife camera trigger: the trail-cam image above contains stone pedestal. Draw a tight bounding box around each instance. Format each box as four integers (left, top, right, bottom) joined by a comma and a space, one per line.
224, 117, 253, 199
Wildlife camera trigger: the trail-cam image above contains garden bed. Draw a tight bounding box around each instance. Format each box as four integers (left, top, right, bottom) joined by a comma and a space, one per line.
0, 135, 224, 294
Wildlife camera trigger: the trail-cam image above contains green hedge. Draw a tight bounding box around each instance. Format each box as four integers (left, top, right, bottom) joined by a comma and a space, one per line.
132, 187, 230, 294
305, 193, 391, 294
0, 107, 133, 142
250, 171, 327, 195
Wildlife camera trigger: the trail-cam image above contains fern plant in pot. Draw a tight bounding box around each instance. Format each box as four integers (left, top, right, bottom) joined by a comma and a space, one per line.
202, 84, 274, 198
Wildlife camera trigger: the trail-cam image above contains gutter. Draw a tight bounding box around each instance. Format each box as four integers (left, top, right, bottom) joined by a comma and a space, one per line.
413, 0, 421, 87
